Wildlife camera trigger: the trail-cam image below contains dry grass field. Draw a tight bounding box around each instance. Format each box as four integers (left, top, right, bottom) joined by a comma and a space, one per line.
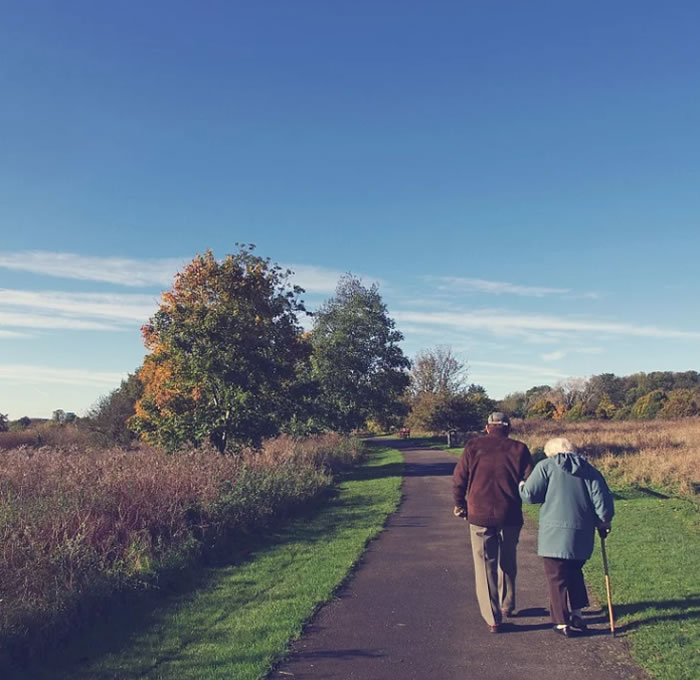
514, 417, 700, 496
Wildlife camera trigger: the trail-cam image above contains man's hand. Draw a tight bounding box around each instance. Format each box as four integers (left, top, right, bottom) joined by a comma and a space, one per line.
597, 522, 612, 539
453, 505, 467, 519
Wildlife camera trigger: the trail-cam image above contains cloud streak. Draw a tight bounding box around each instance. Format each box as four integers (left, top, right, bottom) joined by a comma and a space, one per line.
0, 289, 158, 323
0, 251, 185, 287
0, 251, 363, 297
0, 364, 126, 387
429, 276, 571, 297
392, 309, 700, 340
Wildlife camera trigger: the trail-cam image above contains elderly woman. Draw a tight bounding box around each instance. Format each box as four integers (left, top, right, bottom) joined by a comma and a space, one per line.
519, 437, 614, 637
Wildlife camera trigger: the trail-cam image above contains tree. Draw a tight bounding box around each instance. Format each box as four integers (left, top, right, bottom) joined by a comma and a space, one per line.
131, 246, 309, 452
409, 393, 481, 434
410, 346, 466, 397
52, 409, 66, 424
498, 392, 527, 418
87, 373, 144, 446
310, 275, 410, 432
630, 390, 667, 420
595, 394, 617, 420
659, 389, 700, 418
16, 416, 32, 429
0, 413, 8, 433
527, 397, 557, 420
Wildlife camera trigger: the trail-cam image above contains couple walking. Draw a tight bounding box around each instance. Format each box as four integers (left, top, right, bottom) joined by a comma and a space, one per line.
452, 412, 614, 637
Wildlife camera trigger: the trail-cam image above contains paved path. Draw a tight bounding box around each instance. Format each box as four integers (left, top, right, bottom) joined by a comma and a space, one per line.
271, 443, 645, 680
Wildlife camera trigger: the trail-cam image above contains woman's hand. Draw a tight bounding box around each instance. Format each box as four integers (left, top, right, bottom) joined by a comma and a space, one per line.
597, 521, 612, 538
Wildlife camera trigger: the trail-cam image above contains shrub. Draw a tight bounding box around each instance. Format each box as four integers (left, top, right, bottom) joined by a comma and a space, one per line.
0, 433, 362, 662
630, 389, 667, 419
659, 389, 700, 418
527, 398, 556, 420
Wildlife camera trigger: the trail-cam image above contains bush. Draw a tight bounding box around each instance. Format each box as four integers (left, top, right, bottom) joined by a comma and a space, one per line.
659, 389, 700, 418
0, 433, 362, 662
527, 398, 556, 420
630, 389, 667, 419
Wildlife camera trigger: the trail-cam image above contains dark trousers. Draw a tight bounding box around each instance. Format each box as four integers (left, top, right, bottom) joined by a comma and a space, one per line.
542, 557, 589, 625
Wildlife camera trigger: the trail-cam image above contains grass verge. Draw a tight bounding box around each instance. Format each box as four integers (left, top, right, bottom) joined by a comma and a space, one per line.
522, 488, 699, 680
441, 439, 698, 680
6, 444, 403, 680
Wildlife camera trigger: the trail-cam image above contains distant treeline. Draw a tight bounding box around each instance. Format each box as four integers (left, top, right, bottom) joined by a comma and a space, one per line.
500, 371, 700, 421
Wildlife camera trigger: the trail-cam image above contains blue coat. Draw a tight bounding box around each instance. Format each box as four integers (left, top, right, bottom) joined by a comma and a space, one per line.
520, 454, 614, 560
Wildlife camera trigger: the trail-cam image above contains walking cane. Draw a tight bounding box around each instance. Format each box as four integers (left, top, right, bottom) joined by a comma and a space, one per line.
600, 534, 616, 636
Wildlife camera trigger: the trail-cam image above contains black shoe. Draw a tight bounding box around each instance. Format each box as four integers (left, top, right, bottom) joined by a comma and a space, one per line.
553, 625, 571, 638
570, 614, 588, 630
501, 608, 515, 618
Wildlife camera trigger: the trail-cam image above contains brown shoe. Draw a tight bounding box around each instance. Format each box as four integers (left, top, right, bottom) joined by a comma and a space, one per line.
488, 624, 501, 633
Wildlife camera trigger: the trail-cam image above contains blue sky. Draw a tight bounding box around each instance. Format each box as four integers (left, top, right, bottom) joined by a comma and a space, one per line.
1, 1, 699, 419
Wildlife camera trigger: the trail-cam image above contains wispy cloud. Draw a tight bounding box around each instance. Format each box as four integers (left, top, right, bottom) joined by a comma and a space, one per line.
0, 364, 126, 387
0, 289, 157, 323
392, 309, 700, 341
0, 251, 363, 298
541, 350, 567, 361
540, 346, 604, 361
285, 264, 345, 294
0, 311, 126, 331
0, 329, 32, 339
428, 276, 571, 297
0, 251, 185, 287
470, 360, 571, 380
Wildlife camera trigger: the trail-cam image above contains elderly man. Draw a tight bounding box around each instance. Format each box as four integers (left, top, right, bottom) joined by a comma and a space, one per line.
452, 412, 534, 632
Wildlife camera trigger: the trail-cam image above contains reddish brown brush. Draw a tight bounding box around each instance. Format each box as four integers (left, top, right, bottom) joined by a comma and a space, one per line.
0, 433, 363, 659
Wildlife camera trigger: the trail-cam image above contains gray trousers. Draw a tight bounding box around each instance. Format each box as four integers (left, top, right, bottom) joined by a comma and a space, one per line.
469, 524, 521, 625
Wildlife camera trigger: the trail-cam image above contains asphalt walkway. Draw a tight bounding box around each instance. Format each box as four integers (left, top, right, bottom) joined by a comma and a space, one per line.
271, 442, 645, 680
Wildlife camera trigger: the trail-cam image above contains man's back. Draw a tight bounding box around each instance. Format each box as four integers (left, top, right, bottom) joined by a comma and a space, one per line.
453, 431, 533, 527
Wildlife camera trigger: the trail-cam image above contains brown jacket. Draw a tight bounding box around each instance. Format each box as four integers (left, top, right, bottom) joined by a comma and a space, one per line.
452, 430, 533, 528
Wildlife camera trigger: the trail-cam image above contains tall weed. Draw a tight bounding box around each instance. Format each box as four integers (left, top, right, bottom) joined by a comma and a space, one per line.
514, 417, 700, 495
0, 433, 363, 661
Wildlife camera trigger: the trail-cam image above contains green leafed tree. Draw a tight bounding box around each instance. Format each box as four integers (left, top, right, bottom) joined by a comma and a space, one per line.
527, 397, 557, 420
130, 246, 309, 452
659, 389, 700, 418
311, 275, 410, 432
630, 389, 668, 420
86, 372, 144, 446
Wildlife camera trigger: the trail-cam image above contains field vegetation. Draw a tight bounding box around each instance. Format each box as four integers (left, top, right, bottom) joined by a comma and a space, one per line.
510, 418, 699, 680
6, 445, 403, 680
0, 434, 363, 666
514, 416, 700, 496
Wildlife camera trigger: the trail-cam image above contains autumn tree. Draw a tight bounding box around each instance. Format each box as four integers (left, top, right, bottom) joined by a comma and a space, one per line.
310, 275, 410, 432
409, 346, 466, 397
407, 346, 494, 433
131, 247, 309, 452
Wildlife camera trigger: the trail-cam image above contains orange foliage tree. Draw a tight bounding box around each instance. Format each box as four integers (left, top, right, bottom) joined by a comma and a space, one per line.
130, 246, 310, 452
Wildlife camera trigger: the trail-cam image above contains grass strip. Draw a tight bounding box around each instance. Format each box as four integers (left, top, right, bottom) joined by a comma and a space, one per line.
522, 490, 699, 680
10, 445, 403, 680
583, 490, 699, 680
440, 439, 699, 680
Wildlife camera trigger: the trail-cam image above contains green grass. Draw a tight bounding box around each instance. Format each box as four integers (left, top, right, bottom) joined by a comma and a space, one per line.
7, 445, 403, 680
441, 441, 699, 680
522, 488, 699, 680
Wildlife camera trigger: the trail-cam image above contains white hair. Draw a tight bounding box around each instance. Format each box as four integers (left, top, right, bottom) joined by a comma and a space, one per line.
544, 437, 576, 457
